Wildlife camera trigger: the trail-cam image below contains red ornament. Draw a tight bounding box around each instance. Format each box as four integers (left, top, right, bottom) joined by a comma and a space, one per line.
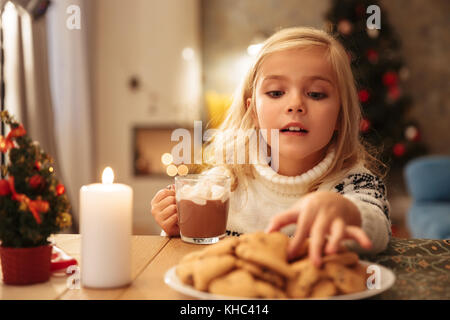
393, 143, 406, 157
359, 118, 371, 133
34, 161, 41, 171
366, 49, 379, 63
29, 174, 44, 189
382, 71, 398, 87
0, 179, 11, 196
358, 89, 370, 103
388, 85, 401, 101
56, 184, 65, 196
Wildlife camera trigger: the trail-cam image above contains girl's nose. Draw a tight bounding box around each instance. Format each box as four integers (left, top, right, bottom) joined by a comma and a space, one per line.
286, 91, 305, 114
286, 94, 305, 113
287, 106, 304, 113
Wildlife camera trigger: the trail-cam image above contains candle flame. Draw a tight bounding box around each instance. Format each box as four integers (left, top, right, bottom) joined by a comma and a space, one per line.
102, 167, 114, 184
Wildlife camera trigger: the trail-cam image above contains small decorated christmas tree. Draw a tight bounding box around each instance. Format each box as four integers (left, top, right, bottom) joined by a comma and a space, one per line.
325, 0, 427, 169
0, 110, 72, 248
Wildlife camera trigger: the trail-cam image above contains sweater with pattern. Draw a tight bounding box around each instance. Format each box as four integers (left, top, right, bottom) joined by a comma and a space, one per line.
206, 147, 391, 255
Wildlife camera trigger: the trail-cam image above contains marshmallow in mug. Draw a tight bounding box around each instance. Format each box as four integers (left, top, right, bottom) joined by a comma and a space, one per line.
176, 177, 229, 206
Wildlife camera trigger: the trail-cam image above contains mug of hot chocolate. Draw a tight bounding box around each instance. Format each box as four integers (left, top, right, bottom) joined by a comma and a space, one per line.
175, 174, 231, 244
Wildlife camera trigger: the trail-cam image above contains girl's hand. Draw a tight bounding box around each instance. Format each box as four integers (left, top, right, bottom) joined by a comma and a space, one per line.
150, 185, 179, 236
266, 191, 372, 267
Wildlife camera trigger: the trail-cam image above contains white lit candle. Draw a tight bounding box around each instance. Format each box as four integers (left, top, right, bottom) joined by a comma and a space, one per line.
80, 167, 133, 288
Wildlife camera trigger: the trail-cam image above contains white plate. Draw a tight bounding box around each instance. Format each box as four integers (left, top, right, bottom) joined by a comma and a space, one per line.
164, 260, 396, 300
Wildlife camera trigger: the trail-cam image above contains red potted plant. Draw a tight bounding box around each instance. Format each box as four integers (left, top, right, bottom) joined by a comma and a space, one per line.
0, 111, 72, 285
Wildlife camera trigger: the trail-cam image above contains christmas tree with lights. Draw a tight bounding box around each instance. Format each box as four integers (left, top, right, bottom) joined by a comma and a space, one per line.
325, 0, 427, 169
0, 111, 72, 248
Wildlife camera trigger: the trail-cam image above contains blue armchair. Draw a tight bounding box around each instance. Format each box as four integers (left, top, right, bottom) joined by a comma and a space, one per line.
404, 156, 450, 239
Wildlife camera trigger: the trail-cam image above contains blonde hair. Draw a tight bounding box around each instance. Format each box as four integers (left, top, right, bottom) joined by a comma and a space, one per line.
202, 26, 386, 192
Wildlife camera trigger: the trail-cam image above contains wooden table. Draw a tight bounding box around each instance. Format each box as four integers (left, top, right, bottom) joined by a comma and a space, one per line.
1, 235, 449, 300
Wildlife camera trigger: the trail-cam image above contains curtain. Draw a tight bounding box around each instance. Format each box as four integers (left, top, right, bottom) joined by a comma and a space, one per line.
3, 1, 61, 190
2, 0, 94, 232
45, 0, 94, 233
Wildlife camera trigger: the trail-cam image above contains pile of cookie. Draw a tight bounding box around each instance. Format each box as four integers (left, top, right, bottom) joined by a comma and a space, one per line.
175, 231, 368, 299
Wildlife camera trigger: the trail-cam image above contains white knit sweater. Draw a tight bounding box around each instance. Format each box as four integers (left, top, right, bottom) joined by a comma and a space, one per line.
206, 147, 391, 255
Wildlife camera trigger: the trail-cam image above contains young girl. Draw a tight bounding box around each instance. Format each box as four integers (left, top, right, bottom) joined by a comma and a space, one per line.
151, 27, 391, 267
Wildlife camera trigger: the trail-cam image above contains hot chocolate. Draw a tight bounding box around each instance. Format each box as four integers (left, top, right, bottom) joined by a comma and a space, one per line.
175, 174, 231, 244
177, 199, 229, 239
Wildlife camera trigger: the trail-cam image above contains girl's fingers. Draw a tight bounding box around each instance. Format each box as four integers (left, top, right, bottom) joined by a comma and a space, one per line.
151, 188, 175, 205
324, 218, 345, 255
288, 211, 314, 261
163, 214, 179, 236
155, 196, 176, 212
345, 226, 373, 249
309, 212, 330, 267
159, 204, 178, 222
265, 209, 299, 233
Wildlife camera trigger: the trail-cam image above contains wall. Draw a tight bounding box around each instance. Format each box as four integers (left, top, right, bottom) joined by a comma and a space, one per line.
201, 0, 330, 94
90, 0, 202, 234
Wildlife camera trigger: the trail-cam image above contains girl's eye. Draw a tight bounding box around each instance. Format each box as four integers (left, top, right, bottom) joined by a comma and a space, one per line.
266, 91, 284, 98
308, 92, 327, 100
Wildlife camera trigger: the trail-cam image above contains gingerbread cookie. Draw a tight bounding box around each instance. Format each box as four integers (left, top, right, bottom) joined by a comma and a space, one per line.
255, 280, 287, 299
324, 262, 367, 294
176, 260, 197, 286
236, 259, 285, 288
286, 259, 322, 298
208, 269, 257, 298
179, 237, 239, 264
310, 279, 337, 298
192, 254, 236, 291
235, 242, 295, 279
239, 231, 290, 261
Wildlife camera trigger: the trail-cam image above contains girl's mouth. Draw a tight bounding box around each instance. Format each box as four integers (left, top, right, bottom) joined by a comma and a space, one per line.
280, 126, 309, 136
